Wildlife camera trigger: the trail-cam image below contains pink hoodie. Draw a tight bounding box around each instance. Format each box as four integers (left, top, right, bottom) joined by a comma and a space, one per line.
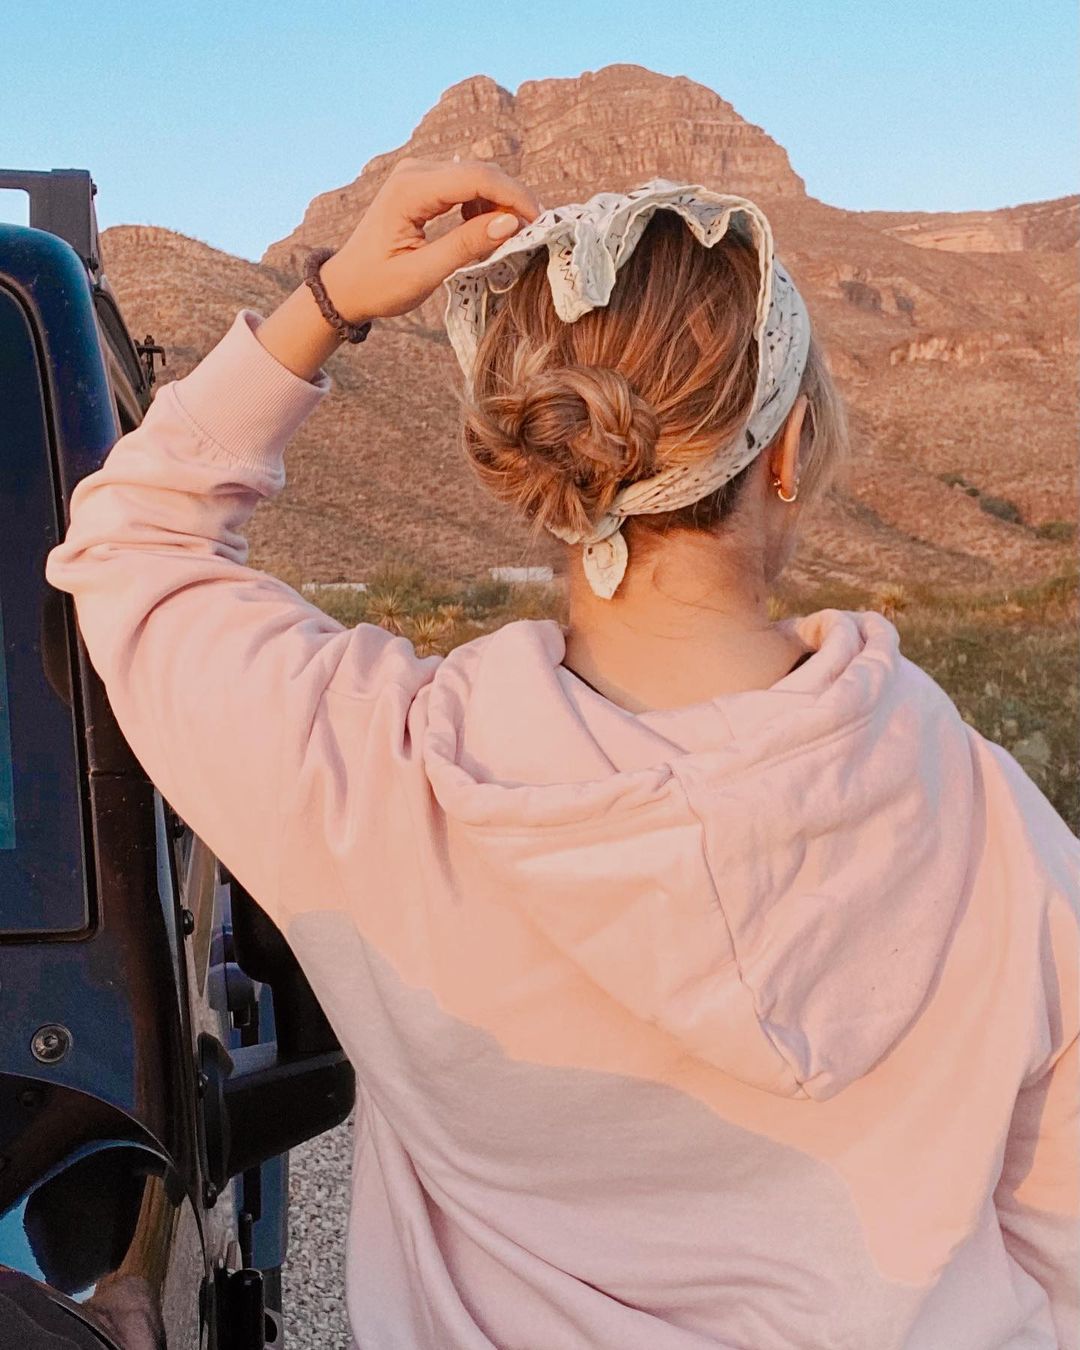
46, 309, 1080, 1350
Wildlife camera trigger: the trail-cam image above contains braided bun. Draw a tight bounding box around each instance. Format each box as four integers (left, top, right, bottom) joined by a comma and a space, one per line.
463, 360, 660, 538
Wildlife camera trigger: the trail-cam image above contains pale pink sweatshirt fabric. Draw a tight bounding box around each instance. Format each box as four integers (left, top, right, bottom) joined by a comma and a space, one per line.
46, 309, 1080, 1350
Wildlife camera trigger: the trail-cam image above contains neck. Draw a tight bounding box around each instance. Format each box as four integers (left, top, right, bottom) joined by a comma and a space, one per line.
560, 528, 803, 710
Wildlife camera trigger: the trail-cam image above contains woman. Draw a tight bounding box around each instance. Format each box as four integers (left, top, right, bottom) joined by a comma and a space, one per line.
46, 158, 1078, 1349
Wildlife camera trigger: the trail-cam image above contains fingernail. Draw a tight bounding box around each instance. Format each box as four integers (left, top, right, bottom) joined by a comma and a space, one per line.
487, 213, 519, 240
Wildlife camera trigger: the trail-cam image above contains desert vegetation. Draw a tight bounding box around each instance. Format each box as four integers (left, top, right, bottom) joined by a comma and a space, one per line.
282, 561, 1078, 834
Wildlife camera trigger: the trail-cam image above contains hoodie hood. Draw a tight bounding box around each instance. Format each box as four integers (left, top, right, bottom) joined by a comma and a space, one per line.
421, 607, 976, 1102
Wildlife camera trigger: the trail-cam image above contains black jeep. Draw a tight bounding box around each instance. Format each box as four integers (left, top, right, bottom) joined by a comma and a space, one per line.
0, 168, 354, 1350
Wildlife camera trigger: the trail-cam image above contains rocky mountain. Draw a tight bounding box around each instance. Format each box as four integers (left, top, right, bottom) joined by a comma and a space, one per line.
852, 195, 1080, 255
98, 63, 1078, 591
261, 66, 807, 279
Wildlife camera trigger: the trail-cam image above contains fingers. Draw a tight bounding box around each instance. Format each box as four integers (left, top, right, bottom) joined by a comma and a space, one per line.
387, 156, 541, 227
394, 209, 526, 299
461, 196, 497, 223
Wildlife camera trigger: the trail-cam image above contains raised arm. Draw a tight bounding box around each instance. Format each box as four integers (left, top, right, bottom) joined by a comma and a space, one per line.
44, 307, 438, 919
44, 158, 541, 924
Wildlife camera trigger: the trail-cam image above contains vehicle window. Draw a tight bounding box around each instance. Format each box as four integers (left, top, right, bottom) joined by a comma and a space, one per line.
0, 286, 89, 934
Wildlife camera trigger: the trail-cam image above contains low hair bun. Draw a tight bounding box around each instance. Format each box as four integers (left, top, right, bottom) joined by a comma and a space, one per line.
462, 359, 661, 538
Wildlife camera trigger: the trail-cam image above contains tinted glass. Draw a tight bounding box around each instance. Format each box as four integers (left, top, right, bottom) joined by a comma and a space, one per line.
0, 286, 89, 933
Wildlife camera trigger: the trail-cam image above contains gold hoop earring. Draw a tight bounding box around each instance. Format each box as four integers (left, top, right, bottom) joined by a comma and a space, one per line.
772, 474, 799, 503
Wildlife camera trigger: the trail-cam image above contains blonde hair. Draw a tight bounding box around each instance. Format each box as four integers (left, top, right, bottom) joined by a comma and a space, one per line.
457, 208, 849, 558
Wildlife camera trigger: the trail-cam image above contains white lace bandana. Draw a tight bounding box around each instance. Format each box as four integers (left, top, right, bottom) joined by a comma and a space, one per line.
442, 178, 812, 599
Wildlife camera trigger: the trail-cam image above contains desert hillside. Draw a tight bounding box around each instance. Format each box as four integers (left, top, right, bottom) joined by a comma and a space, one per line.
99, 63, 1079, 590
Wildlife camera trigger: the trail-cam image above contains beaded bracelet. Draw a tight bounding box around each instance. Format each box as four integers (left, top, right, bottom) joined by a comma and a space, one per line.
303, 247, 372, 344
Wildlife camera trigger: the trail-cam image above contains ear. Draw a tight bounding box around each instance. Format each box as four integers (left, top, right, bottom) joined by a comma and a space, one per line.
769, 394, 809, 491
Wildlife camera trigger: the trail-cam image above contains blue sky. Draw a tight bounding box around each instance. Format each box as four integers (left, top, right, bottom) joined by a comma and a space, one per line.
2, 0, 1076, 263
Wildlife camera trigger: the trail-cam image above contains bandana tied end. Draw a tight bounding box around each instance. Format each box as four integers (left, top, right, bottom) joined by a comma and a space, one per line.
545, 514, 629, 600
582, 530, 629, 600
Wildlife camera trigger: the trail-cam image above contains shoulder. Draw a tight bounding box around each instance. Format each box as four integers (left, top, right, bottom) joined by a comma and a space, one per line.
967, 723, 1079, 1076
968, 724, 1079, 887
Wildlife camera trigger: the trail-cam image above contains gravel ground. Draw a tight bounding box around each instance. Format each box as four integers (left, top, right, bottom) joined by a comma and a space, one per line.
283, 1115, 355, 1349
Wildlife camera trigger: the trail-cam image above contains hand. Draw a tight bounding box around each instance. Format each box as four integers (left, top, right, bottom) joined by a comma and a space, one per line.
322, 156, 541, 324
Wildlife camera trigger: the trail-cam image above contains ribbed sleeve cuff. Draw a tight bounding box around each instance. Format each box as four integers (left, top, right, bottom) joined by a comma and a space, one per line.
168, 308, 332, 474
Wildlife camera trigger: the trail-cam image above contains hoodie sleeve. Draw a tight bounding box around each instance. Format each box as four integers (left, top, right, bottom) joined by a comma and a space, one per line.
976, 738, 1080, 1348
994, 1029, 1080, 1349
44, 308, 439, 926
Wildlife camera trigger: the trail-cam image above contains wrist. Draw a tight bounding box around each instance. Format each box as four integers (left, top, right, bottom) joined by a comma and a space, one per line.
319, 250, 371, 327
255, 280, 343, 383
